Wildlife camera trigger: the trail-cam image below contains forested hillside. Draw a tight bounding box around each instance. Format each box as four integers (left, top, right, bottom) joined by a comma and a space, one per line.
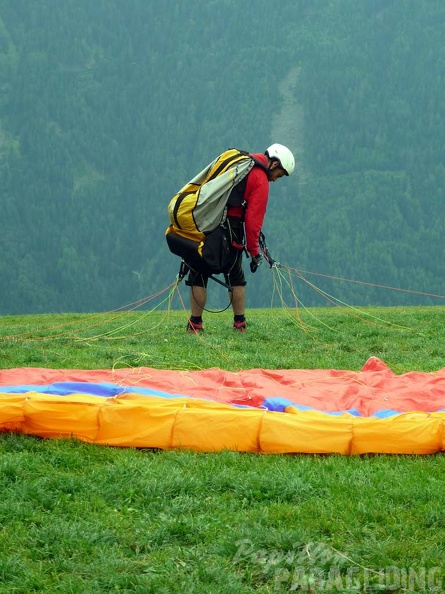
0, 0, 444, 314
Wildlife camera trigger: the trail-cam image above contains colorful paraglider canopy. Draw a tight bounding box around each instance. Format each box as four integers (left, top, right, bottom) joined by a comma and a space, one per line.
1, 357, 444, 455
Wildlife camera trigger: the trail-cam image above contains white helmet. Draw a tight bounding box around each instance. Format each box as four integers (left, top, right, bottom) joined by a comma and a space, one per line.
266, 143, 295, 176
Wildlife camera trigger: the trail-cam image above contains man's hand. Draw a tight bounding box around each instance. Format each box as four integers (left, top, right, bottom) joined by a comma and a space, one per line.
250, 254, 263, 273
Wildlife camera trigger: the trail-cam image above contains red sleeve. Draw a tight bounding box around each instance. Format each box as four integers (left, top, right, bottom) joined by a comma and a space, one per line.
244, 168, 269, 257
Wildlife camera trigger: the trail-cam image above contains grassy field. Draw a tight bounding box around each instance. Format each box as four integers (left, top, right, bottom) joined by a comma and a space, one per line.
1, 304, 445, 593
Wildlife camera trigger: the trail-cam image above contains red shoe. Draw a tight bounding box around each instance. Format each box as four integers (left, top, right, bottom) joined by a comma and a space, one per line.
187, 319, 203, 334
233, 320, 246, 332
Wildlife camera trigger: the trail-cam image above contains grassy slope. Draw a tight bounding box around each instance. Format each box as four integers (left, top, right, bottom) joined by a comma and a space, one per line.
1, 305, 444, 372
0, 307, 445, 593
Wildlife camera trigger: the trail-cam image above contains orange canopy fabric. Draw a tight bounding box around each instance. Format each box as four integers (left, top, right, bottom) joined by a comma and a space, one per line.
1, 357, 444, 455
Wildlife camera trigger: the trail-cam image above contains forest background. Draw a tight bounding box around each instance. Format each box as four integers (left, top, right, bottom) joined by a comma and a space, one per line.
0, 0, 444, 315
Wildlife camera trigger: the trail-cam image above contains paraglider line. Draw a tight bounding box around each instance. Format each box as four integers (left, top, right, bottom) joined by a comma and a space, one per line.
291, 268, 445, 301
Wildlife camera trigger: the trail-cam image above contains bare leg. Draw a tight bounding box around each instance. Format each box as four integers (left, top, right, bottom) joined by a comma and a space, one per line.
230, 285, 246, 316
190, 286, 207, 317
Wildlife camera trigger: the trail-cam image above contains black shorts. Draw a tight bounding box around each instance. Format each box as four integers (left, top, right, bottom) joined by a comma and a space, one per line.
186, 218, 246, 288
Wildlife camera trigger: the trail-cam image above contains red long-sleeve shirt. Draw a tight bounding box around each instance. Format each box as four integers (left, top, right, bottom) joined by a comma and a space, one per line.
226, 153, 269, 257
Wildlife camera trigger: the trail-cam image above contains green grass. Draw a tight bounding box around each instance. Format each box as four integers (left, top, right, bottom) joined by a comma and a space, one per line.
1, 305, 444, 372
1, 306, 445, 592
